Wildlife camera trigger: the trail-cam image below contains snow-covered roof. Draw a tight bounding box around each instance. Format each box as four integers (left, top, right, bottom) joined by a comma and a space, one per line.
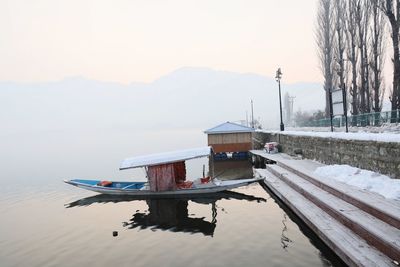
204, 121, 255, 134
120, 146, 211, 170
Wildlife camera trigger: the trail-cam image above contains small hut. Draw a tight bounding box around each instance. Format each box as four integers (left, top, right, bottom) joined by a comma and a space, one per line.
204, 122, 255, 154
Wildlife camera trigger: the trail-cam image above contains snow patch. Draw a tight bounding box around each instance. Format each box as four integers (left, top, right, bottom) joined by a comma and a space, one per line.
285, 123, 400, 134
261, 130, 400, 143
314, 165, 400, 200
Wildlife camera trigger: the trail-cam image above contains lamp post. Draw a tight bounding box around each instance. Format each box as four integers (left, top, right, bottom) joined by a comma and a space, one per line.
276, 68, 284, 131
328, 87, 334, 132
342, 83, 348, 132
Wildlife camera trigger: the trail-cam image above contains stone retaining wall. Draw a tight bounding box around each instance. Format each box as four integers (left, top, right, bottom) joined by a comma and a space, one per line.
254, 132, 400, 179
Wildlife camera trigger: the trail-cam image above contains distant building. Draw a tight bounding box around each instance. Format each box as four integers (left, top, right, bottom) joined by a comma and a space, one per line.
284, 93, 295, 127
204, 122, 255, 153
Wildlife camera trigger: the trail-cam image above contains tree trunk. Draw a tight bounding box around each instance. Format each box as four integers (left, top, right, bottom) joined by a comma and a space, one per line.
380, 0, 400, 121
356, 1, 367, 114
364, 1, 371, 114
347, 0, 359, 116
316, 0, 335, 118
391, 24, 400, 117
371, 0, 385, 115
335, 0, 347, 120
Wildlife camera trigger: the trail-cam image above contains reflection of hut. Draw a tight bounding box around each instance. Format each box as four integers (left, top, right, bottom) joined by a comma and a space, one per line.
213, 160, 254, 180
204, 122, 255, 154
126, 199, 217, 236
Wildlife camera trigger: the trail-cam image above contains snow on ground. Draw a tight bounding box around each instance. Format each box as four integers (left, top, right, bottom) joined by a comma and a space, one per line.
285, 123, 400, 134
260, 129, 400, 143
261, 123, 400, 142
314, 165, 400, 200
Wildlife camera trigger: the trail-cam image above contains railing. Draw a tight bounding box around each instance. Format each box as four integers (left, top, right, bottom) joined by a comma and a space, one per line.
298, 110, 400, 128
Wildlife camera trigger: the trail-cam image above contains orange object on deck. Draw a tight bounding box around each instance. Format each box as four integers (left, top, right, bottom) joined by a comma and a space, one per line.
97, 181, 112, 187
200, 177, 211, 184
176, 181, 193, 189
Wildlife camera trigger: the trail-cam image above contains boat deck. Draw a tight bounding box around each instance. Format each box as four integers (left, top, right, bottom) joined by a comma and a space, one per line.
250, 150, 400, 267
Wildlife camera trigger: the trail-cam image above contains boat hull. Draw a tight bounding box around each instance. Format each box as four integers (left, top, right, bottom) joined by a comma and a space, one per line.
64, 178, 263, 196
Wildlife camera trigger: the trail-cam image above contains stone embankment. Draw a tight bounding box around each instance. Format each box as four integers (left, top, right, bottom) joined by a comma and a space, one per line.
254, 131, 400, 179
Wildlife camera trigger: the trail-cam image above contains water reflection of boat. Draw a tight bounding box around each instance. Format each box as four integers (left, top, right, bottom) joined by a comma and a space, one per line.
65, 190, 266, 208
65, 191, 266, 237
125, 198, 217, 236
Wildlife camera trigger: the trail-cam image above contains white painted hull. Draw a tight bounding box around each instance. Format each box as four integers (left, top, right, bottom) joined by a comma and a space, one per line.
64, 178, 263, 196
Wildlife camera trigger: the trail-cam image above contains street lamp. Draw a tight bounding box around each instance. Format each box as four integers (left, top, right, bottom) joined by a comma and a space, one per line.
275, 68, 284, 131
328, 87, 334, 132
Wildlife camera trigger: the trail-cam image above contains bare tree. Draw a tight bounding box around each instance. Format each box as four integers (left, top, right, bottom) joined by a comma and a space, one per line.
334, 0, 348, 116
379, 0, 400, 118
347, 0, 360, 115
355, 0, 371, 113
363, 1, 372, 113
370, 0, 387, 113
315, 0, 393, 121
316, 0, 335, 118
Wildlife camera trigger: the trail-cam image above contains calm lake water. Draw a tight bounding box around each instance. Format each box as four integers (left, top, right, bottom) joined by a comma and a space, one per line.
0, 128, 346, 267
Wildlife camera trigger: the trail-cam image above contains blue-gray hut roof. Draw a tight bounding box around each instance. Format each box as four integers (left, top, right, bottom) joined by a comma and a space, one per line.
204, 122, 255, 134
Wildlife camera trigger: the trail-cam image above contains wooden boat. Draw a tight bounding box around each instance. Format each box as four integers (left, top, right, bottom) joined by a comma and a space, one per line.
64, 146, 263, 196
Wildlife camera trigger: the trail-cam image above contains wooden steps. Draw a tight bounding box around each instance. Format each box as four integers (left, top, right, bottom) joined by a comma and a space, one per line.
265, 164, 400, 261
250, 150, 400, 229
257, 169, 394, 267
251, 150, 400, 266
276, 159, 400, 229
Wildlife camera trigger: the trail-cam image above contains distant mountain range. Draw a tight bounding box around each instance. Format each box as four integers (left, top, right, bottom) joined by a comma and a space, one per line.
0, 67, 325, 134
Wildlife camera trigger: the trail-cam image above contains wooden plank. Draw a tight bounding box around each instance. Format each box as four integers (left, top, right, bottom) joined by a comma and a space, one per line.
208, 133, 252, 144
265, 164, 400, 261
211, 143, 252, 153
256, 169, 394, 267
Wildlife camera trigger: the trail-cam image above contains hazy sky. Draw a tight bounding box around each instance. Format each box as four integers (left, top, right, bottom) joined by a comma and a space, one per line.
0, 0, 372, 84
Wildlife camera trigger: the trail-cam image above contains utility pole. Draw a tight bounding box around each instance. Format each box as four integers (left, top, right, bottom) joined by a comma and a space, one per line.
275, 68, 284, 131
251, 100, 254, 128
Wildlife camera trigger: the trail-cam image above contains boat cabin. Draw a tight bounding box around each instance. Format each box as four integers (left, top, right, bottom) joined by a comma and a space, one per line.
120, 147, 212, 192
